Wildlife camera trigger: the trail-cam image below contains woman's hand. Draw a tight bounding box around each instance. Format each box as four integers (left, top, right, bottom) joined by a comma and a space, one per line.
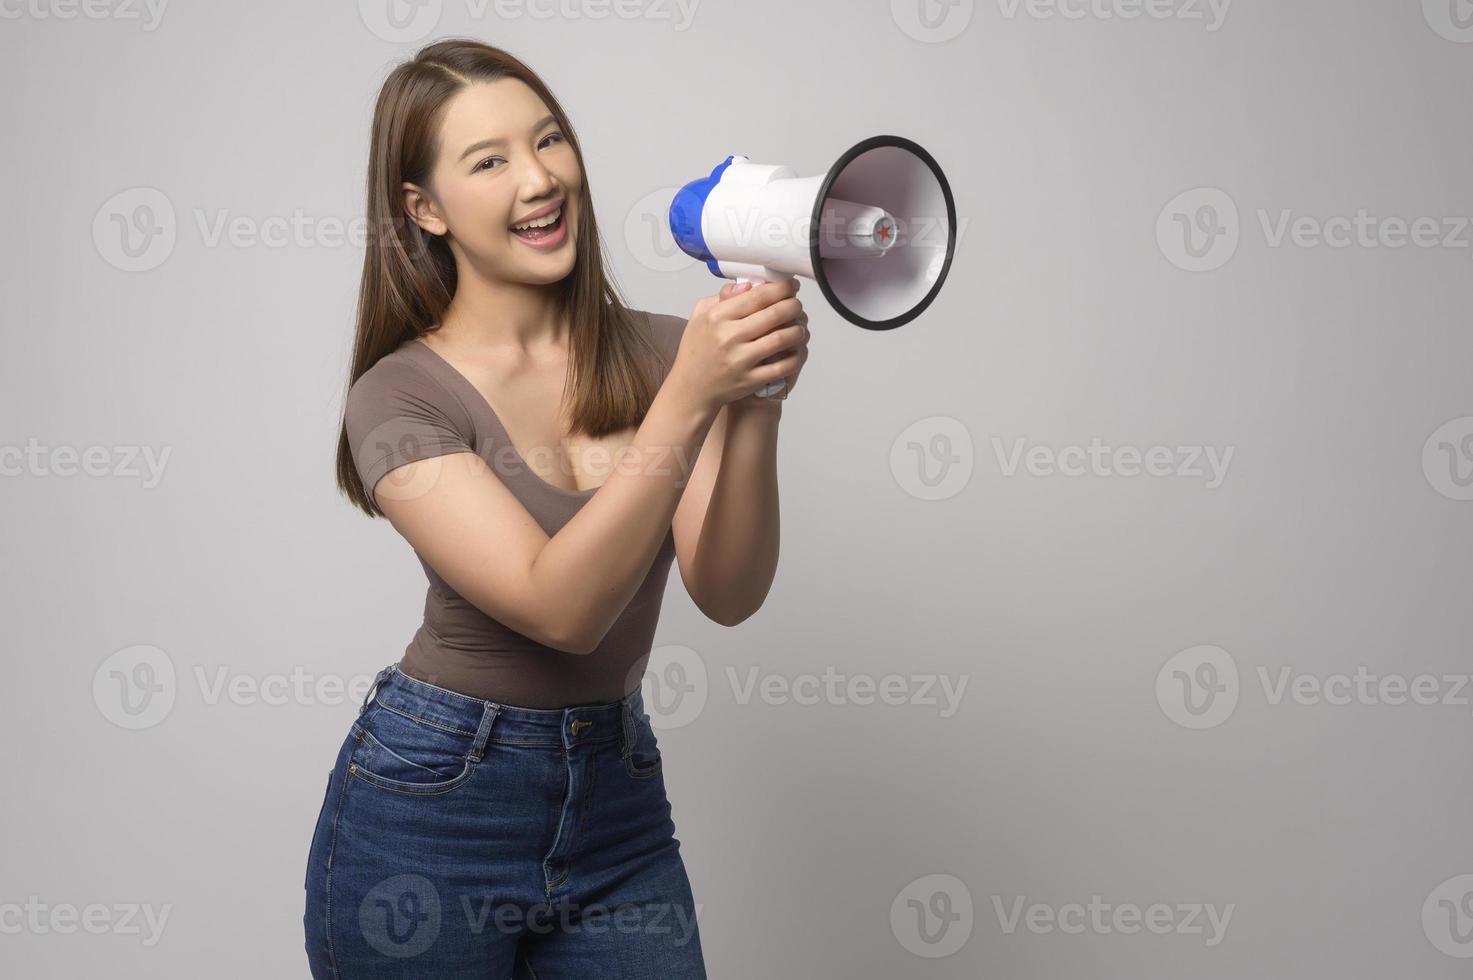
668, 277, 809, 416
719, 280, 809, 407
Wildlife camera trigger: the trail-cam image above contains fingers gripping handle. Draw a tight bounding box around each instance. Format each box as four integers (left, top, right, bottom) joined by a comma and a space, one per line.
735, 274, 789, 400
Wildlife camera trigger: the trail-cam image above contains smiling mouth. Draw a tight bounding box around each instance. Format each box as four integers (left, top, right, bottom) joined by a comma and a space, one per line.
510, 205, 565, 242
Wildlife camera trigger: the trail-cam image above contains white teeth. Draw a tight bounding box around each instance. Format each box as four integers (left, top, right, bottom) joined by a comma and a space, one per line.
512, 206, 562, 231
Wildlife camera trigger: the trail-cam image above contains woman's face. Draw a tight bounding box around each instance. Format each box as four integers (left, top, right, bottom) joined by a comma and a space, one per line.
406, 77, 581, 286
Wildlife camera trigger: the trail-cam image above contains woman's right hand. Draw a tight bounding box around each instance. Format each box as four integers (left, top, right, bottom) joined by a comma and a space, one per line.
668, 278, 807, 416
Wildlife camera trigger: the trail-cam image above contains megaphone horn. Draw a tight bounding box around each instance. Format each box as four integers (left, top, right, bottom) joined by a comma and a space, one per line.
669, 135, 956, 397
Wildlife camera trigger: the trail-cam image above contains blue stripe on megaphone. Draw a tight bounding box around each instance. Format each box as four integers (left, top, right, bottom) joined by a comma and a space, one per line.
669, 154, 737, 267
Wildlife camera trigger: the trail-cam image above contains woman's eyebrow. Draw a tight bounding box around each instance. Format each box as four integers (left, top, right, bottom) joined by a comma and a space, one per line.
457, 114, 558, 161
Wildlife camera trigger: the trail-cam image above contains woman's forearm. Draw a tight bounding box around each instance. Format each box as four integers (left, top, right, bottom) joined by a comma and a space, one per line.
687, 400, 783, 626
528, 379, 719, 653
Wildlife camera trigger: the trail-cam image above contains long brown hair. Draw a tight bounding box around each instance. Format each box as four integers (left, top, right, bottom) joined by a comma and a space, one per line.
335, 37, 662, 518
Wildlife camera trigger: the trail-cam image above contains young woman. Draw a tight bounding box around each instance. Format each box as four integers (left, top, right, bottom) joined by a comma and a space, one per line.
303, 38, 808, 979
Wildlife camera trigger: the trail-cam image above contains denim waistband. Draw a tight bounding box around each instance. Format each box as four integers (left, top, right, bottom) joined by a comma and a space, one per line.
357, 662, 645, 751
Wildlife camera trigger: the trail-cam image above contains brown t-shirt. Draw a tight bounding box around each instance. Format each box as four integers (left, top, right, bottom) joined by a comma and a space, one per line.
343, 308, 688, 709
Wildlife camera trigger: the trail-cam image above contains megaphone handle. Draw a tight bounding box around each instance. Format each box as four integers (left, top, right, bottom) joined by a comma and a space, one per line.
735, 275, 789, 400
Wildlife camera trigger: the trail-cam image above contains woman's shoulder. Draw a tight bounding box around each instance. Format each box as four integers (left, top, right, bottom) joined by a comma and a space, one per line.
343, 340, 476, 500
347, 339, 445, 399
344, 340, 469, 437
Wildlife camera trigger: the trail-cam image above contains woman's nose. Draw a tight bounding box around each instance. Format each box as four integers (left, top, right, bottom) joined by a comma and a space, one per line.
519, 157, 558, 196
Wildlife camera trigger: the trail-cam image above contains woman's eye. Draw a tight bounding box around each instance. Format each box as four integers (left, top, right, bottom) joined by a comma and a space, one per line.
474, 135, 560, 173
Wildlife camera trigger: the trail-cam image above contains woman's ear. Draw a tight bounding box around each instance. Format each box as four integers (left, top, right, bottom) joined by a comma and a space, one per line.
401, 182, 447, 237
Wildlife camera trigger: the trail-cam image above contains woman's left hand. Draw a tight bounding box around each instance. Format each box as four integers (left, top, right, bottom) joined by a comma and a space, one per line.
717, 279, 809, 407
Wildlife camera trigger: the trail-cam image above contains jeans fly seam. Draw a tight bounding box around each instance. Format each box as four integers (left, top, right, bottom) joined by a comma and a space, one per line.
571, 748, 598, 856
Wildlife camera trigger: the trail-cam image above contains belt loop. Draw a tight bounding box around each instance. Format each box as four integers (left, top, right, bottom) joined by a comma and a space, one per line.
619, 699, 635, 761
358, 664, 395, 716
467, 700, 499, 763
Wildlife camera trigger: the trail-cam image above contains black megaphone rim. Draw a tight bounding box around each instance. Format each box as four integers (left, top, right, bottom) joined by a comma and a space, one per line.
808, 134, 957, 331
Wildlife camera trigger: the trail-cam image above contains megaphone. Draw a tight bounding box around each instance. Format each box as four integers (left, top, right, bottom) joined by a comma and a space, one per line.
668, 135, 956, 397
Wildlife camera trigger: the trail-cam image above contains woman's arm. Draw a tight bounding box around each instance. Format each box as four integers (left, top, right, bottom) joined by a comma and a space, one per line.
671, 398, 784, 626
671, 283, 808, 626
373, 282, 804, 655
376, 377, 720, 655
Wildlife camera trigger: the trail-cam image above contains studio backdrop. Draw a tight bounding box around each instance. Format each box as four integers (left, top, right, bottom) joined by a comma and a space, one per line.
3, 1, 1471, 978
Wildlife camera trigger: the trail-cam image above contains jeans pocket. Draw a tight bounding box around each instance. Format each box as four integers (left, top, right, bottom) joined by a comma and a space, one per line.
348, 703, 477, 796
623, 703, 663, 780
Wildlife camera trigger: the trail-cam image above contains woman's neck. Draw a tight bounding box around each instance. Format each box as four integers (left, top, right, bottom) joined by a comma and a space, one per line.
436, 274, 568, 355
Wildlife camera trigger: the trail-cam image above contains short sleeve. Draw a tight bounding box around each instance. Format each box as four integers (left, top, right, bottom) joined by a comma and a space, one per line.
343, 355, 474, 504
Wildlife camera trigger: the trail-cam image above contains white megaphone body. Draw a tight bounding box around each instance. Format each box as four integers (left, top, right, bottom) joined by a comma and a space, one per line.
668, 135, 956, 397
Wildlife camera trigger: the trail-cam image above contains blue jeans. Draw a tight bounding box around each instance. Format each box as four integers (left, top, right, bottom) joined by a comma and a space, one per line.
303, 663, 707, 978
